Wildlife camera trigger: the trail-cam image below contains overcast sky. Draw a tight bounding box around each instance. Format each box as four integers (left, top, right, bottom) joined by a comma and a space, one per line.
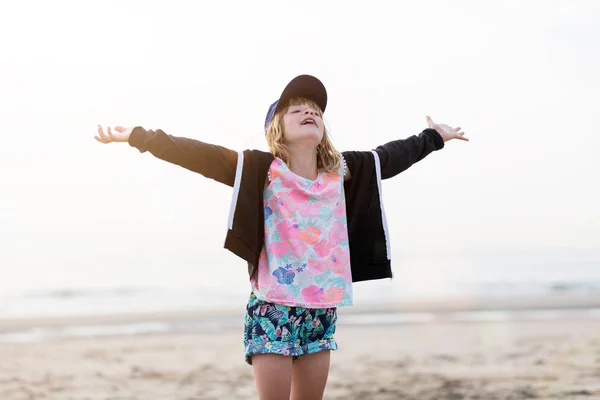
1, 0, 598, 294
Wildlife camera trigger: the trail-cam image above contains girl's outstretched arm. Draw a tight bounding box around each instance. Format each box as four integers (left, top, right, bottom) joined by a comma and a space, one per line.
95, 125, 238, 187
374, 116, 468, 180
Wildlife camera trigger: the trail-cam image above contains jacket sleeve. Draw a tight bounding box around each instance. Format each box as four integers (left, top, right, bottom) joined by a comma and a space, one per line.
128, 126, 238, 187
375, 128, 444, 179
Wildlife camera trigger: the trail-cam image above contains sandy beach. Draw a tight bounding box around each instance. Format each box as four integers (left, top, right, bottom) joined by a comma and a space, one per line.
1, 297, 600, 399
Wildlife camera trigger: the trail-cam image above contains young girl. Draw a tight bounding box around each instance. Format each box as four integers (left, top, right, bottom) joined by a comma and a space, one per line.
95, 74, 468, 399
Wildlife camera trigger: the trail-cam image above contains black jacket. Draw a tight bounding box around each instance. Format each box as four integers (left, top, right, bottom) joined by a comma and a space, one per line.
128, 128, 444, 282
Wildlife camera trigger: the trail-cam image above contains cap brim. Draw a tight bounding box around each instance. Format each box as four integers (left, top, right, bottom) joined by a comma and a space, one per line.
274, 75, 327, 115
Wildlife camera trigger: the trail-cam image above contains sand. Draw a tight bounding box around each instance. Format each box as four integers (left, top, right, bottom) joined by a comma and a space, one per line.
1, 299, 600, 399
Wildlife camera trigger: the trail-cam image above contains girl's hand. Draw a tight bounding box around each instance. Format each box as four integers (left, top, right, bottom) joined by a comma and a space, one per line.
95, 125, 133, 144
426, 116, 469, 142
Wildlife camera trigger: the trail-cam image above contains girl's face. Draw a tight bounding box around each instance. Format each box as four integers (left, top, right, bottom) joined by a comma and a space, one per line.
282, 103, 324, 147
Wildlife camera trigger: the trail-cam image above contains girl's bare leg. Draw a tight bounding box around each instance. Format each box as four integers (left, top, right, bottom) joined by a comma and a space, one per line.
290, 350, 331, 400
252, 354, 293, 400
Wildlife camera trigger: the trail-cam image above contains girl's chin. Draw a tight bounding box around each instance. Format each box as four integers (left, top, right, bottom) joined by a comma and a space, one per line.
287, 131, 323, 143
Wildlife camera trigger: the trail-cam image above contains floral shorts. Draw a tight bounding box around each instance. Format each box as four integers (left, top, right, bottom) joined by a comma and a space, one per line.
243, 292, 338, 365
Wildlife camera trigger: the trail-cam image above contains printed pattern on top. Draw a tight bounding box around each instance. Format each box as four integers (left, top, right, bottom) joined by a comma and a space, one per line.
251, 157, 353, 308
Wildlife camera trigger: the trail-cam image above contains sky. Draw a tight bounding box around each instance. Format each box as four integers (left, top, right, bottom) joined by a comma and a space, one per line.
1, 0, 599, 295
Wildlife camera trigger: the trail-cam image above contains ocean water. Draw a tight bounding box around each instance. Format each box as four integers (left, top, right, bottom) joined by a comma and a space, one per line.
2, 250, 600, 319
1, 250, 600, 343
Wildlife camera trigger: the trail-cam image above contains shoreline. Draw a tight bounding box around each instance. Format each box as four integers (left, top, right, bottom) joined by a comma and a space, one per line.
1, 293, 600, 336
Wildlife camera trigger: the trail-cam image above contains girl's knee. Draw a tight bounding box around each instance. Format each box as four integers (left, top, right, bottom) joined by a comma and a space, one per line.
252, 354, 293, 400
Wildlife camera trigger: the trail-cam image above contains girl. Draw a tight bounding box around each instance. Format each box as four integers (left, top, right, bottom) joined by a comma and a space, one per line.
95, 74, 468, 399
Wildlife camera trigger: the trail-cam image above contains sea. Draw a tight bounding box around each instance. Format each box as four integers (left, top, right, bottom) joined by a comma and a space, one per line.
1, 249, 599, 342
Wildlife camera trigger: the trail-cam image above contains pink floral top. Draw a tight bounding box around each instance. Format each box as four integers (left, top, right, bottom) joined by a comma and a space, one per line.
250, 158, 353, 308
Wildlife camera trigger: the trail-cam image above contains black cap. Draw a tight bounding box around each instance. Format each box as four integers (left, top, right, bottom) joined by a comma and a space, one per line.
264, 75, 328, 131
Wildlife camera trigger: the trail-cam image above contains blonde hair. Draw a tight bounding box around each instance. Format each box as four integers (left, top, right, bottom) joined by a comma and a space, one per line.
265, 97, 342, 173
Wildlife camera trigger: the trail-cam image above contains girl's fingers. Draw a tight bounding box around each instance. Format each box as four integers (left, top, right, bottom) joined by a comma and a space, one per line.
454, 127, 461, 132
107, 126, 117, 140
97, 125, 111, 142
94, 135, 106, 143
425, 115, 434, 127
114, 126, 125, 133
